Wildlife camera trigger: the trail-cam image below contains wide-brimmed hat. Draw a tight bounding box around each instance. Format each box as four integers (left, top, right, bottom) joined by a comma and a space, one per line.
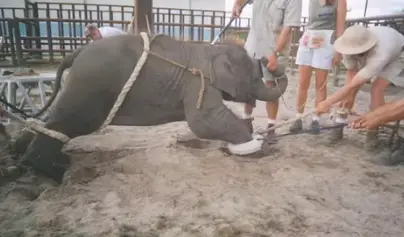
333, 25, 378, 55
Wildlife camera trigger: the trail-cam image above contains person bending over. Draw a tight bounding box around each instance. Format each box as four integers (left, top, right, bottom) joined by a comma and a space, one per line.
315, 24, 404, 152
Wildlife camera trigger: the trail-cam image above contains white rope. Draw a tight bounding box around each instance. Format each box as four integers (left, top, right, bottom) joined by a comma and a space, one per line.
3, 109, 71, 143
99, 32, 150, 129
256, 111, 314, 135
24, 118, 70, 143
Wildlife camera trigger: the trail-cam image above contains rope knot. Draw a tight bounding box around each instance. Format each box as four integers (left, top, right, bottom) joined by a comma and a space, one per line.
190, 68, 202, 76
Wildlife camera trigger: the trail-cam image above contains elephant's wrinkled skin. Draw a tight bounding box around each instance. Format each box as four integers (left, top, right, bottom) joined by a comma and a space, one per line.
15, 34, 288, 183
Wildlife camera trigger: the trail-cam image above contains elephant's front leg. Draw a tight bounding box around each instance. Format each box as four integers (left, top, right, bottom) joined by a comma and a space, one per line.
183, 85, 264, 155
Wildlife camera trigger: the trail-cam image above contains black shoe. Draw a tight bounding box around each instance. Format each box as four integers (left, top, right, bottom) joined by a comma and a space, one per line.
289, 119, 303, 133
267, 123, 277, 143
328, 123, 344, 143
309, 120, 321, 135
364, 130, 379, 152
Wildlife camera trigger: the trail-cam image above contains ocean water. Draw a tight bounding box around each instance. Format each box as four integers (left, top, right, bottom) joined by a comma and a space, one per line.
12, 22, 226, 42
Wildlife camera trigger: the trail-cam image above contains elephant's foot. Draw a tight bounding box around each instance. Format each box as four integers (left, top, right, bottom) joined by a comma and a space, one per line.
225, 134, 264, 157
19, 134, 70, 184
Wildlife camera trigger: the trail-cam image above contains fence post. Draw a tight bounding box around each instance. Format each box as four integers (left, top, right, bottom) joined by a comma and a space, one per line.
33, 2, 42, 59
7, 19, 17, 66
134, 0, 153, 34
10, 19, 24, 66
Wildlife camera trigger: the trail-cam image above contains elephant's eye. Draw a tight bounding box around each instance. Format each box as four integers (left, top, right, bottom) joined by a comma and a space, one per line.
225, 62, 237, 74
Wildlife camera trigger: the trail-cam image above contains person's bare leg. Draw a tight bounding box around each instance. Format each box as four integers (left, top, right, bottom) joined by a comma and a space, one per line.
265, 80, 278, 136
311, 68, 329, 133
243, 103, 254, 134
290, 64, 313, 132
244, 103, 254, 117
365, 78, 390, 151
337, 69, 359, 112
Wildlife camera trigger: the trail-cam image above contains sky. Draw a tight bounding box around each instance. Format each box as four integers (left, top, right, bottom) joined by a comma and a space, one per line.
225, 0, 404, 18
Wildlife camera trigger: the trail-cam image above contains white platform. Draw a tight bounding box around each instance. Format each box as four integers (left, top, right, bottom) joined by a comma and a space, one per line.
0, 72, 56, 124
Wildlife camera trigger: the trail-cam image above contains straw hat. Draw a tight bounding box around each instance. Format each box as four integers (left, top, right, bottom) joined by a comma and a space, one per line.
333, 25, 378, 55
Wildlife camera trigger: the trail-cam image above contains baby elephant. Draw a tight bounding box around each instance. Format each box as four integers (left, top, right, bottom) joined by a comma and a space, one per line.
14, 33, 288, 183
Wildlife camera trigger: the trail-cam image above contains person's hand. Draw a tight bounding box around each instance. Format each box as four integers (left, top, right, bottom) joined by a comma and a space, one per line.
332, 52, 342, 66
231, 2, 242, 18
349, 114, 382, 130
316, 100, 331, 114
266, 53, 278, 71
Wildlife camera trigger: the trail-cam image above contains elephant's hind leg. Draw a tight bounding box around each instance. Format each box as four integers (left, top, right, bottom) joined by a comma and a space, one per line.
20, 132, 69, 183
10, 130, 35, 156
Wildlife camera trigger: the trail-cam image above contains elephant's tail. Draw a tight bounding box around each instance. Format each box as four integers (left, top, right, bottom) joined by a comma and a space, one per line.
32, 46, 85, 118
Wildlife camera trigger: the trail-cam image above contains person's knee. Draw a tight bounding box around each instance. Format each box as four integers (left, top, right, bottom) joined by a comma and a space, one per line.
371, 78, 390, 92
299, 69, 311, 91
371, 78, 389, 101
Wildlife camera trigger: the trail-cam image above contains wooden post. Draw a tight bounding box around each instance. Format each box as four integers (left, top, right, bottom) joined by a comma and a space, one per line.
134, 0, 153, 34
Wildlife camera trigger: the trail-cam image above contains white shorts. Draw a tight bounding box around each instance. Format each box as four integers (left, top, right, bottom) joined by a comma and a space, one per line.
295, 30, 335, 70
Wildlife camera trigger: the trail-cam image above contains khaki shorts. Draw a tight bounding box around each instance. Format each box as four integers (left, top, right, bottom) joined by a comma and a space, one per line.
246, 55, 288, 107
261, 55, 289, 82
377, 51, 404, 88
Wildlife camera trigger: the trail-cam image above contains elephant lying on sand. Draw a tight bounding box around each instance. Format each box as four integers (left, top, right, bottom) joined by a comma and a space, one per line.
13, 33, 288, 183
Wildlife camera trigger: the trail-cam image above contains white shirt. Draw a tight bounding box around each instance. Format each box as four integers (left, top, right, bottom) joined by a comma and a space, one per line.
244, 0, 302, 59
343, 26, 404, 82
99, 26, 126, 38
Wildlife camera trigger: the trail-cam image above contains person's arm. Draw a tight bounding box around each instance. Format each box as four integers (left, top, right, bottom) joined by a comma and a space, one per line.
367, 99, 404, 124
323, 74, 369, 107
273, 0, 302, 54
232, 0, 250, 17
234, 0, 247, 5
332, 0, 347, 64
335, 0, 347, 38
325, 51, 392, 107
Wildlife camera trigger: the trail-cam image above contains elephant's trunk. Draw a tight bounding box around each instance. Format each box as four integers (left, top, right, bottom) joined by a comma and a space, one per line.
252, 70, 288, 102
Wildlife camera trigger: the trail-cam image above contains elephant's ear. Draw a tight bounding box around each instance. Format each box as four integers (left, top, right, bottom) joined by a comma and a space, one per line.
210, 53, 240, 98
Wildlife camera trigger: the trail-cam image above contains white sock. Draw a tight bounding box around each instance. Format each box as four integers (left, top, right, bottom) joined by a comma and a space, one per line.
242, 113, 253, 119
267, 119, 276, 125
312, 115, 320, 121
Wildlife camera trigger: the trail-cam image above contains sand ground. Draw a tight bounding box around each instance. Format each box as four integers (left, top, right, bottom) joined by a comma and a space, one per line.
1, 67, 404, 237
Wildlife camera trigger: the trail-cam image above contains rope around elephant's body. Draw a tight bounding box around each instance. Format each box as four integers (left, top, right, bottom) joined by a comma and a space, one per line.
99, 32, 151, 129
